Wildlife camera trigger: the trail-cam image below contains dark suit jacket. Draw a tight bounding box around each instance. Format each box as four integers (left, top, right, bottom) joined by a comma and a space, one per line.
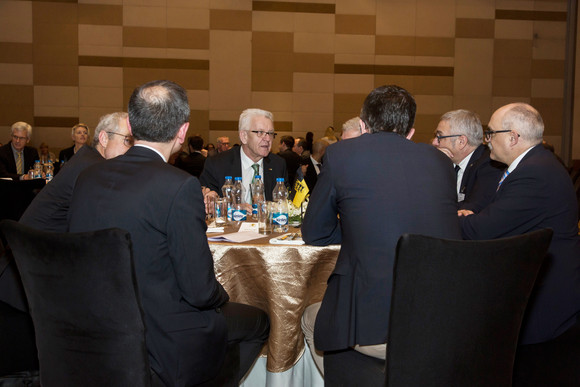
0, 144, 39, 180
68, 146, 229, 387
199, 147, 287, 201
460, 145, 580, 345
174, 151, 205, 178
302, 132, 461, 351
56, 145, 76, 174
458, 144, 505, 212
303, 156, 319, 193
278, 149, 301, 190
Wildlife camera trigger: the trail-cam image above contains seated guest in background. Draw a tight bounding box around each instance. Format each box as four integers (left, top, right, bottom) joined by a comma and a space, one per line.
293, 136, 309, 159
432, 109, 505, 212
321, 125, 338, 144
205, 142, 216, 157
200, 108, 287, 204
303, 139, 328, 192
278, 135, 301, 191
69, 80, 269, 386
301, 85, 461, 377
341, 116, 364, 140
0, 121, 39, 181
38, 142, 56, 164
174, 135, 206, 178
57, 123, 90, 172
216, 136, 231, 154
458, 103, 580, 383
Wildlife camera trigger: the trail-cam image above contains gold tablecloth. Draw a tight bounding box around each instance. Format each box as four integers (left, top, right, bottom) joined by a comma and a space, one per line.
211, 237, 339, 372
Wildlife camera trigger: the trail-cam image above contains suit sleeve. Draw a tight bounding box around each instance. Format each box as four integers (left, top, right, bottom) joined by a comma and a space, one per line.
167, 176, 229, 308
460, 160, 504, 213
302, 152, 341, 245
199, 156, 220, 193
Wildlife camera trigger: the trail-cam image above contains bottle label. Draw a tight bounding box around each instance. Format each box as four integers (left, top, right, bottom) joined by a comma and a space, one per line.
227, 204, 232, 220
272, 213, 288, 226
232, 209, 247, 221
252, 203, 258, 215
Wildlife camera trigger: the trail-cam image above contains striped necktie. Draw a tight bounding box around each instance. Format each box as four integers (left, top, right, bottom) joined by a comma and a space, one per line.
497, 169, 510, 191
251, 163, 259, 183
16, 152, 23, 175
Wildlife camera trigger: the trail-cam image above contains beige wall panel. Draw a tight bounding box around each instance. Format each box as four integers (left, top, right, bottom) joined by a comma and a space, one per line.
33, 23, 78, 46
414, 114, 442, 142
294, 33, 335, 54
492, 77, 532, 97
188, 109, 210, 137
251, 92, 293, 112
374, 75, 414, 93
251, 71, 293, 92
456, 0, 495, 18
454, 38, 494, 96
531, 79, 564, 98
376, 0, 416, 36
292, 112, 334, 133
292, 92, 333, 113
79, 67, 123, 88
79, 45, 123, 57
415, 95, 454, 115
210, 9, 252, 31
123, 6, 166, 28
252, 51, 294, 72
79, 0, 122, 4
252, 11, 294, 32
416, 37, 455, 57
415, 0, 456, 38
374, 55, 416, 66
494, 57, 532, 78
414, 76, 453, 95
79, 4, 123, 25
0, 1, 32, 42
495, 1, 534, 11
532, 37, 566, 60
123, 0, 166, 6
334, 93, 366, 113
35, 106, 80, 118
335, 0, 377, 15
375, 35, 415, 56
531, 97, 562, 135
34, 65, 79, 87
495, 39, 533, 58
209, 0, 250, 10
533, 21, 566, 40
32, 2, 77, 24
335, 35, 375, 55
293, 73, 334, 93
335, 53, 375, 65
295, 13, 334, 33
334, 74, 373, 94
79, 25, 123, 47
166, 48, 210, 60
209, 30, 251, 111
253, 31, 293, 52
0, 64, 33, 85
495, 20, 533, 39
165, 69, 209, 90
123, 68, 167, 88
34, 45, 78, 66
335, 15, 375, 35
414, 56, 455, 66
167, 8, 209, 29
34, 86, 79, 108
187, 90, 210, 110
534, 1, 567, 12
79, 86, 123, 108
209, 110, 244, 121
491, 96, 531, 112
293, 53, 334, 73
452, 95, 493, 122
123, 47, 167, 58
0, 43, 33, 64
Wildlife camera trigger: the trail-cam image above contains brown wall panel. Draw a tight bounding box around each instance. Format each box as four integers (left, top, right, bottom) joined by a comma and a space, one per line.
35, 116, 79, 127
334, 93, 366, 112
34, 65, 79, 86
414, 76, 453, 95
33, 2, 77, 24
34, 44, 78, 66
492, 77, 531, 97
416, 37, 455, 57
32, 23, 78, 46
494, 39, 533, 58
493, 57, 532, 78
456, 18, 495, 39
252, 1, 335, 14
531, 97, 563, 135
251, 71, 293, 92
124, 27, 167, 48
0, 43, 33, 64
210, 10, 252, 31
376, 36, 415, 56
252, 31, 293, 52
335, 15, 376, 35
165, 69, 209, 90
0, 105, 35, 127
253, 51, 294, 72
531, 60, 565, 79
293, 53, 334, 73
78, 4, 123, 26
167, 29, 210, 50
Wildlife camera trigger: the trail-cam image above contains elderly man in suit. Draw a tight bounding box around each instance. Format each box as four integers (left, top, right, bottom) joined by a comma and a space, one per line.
301, 85, 461, 380
0, 122, 39, 180
459, 103, 580, 384
432, 109, 505, 212
200, 108, 287, 205
341, 116, 363, 140
68, 80, 269, 387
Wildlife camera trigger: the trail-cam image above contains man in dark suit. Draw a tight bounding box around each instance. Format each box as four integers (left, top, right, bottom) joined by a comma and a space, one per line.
68, 80, 269, 387
0, 122, 39, 181
174, 135, 206, 177
458, 103, 580, 383
200, 108, 287, 204
303, 139, 328, 193
432, 109, 505, 212
278, 135, 301, 191
301, 85, 461, 377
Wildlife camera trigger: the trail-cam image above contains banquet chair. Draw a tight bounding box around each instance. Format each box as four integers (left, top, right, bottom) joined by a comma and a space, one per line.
323, 229, 552, 387
0, 220, 165, 387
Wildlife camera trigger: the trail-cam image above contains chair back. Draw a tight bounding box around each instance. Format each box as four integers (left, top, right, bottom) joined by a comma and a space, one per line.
386, 229, 553, 387
0, 220, 152, 387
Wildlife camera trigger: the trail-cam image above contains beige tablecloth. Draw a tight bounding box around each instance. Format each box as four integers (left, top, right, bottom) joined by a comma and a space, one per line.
211, 237, 339, 372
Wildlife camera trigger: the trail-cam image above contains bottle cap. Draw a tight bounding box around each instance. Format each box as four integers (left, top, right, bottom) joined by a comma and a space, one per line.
235, 177, 242, 181
276, 177, 284, 182
255, 175, 262, 179
225, 176, 232, 180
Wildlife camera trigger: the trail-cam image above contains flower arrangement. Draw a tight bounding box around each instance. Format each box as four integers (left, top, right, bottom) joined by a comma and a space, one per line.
288, 199, 308, 226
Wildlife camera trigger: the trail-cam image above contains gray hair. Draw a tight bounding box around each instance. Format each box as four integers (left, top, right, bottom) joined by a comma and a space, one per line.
239, 108, 274, 132
501, 103, 544, 144
94, 112, 128, 145
342, 117, 360, 136
11, 121, 32, 139
440, 109, 482, 146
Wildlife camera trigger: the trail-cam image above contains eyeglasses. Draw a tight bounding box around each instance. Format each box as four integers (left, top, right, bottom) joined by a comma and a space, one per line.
12, 135, 28, 141
250, 130, 277, 139
484, 129, 513, 142
106, 132, 134, 147
434, 134, 461, 143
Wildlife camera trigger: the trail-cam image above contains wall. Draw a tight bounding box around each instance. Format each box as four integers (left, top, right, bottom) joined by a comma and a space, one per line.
0, 0, 575, 160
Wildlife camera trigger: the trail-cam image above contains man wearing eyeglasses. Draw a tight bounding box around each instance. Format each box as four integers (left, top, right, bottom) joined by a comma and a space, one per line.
432, 109, 504, 212
0, 121, 39, 181
200, 108, 288, 204
459, 103, 580, 384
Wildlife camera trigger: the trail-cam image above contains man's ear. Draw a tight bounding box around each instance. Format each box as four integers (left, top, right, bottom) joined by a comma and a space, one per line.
406, 128, 415, 140
177, 122, 189, 145
359, 119, 369, 134
126, 116, 133, 135
239, 130, 248, 145
98, 130, 109, 149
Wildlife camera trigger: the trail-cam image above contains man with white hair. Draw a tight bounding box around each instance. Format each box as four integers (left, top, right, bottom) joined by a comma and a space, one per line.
200, 108, 287, 203
0, 122, 39, 180
341, 117, 363, 140
432, 109, 504, 212
459, 103, 580, 384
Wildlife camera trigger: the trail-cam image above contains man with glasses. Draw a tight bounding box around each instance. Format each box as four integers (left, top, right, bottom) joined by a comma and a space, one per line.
459, 103, 580, 384
432, 109, 504, 212
0, 121, 39, 180
200, 108, 287, 203
216, 136, 231, 154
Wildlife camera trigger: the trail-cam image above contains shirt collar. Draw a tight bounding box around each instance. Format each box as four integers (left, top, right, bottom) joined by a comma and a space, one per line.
507, 145, 536, 173
134, 144, 167, 162
456, 148, 476, 171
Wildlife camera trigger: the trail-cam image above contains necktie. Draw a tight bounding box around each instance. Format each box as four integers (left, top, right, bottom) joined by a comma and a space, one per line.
16, 152, 23, 174
251, 163, 260, 183
497, 169, 510, 191
454, 165, 460, 176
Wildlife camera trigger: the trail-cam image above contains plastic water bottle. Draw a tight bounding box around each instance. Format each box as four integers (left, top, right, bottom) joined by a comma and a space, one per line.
232, 177, 247, 224
250, 175, 265, 220
33, 160, 42, 179
45, 160, 54, 182
272, 177, 289, 232
221, 176, 234, 221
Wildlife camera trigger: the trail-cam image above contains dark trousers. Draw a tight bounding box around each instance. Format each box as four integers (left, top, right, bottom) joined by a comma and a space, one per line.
200, 302, 270, 386
323, 348, 385, 387
0, 300, 38, 376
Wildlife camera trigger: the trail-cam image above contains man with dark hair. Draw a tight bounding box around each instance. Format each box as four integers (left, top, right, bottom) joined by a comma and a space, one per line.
301, 85, 460, 378
303, 139, 328, 192
68, 80, 269, 387
174, 135, 206, 177
278, 135, 301, 190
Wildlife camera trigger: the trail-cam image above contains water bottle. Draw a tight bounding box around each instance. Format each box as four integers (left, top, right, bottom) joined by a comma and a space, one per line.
250, 175, 265, 220
33, 160, 42, 179
221, 176, 234, 221
232, 177, 247, 224
272, 177, 289, 232
45, 160, 54, 182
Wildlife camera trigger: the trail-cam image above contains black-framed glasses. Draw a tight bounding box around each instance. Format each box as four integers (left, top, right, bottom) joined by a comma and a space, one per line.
106, 131, 134, 147
484, 129, 512, 142
435, 134, 461, 143
250, 130, 277, 139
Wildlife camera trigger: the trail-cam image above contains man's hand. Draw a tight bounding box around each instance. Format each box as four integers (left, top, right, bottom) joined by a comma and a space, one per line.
437, 147, 454, 159
457, 209, 474, 217
202, 187, 219, 214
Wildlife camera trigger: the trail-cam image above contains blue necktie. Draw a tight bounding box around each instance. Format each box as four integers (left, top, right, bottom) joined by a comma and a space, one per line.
497, 170, 510, 191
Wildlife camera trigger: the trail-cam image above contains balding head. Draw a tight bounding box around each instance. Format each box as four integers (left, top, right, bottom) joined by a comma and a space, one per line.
312, 139, 329, 162
341, 117, 362, 140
